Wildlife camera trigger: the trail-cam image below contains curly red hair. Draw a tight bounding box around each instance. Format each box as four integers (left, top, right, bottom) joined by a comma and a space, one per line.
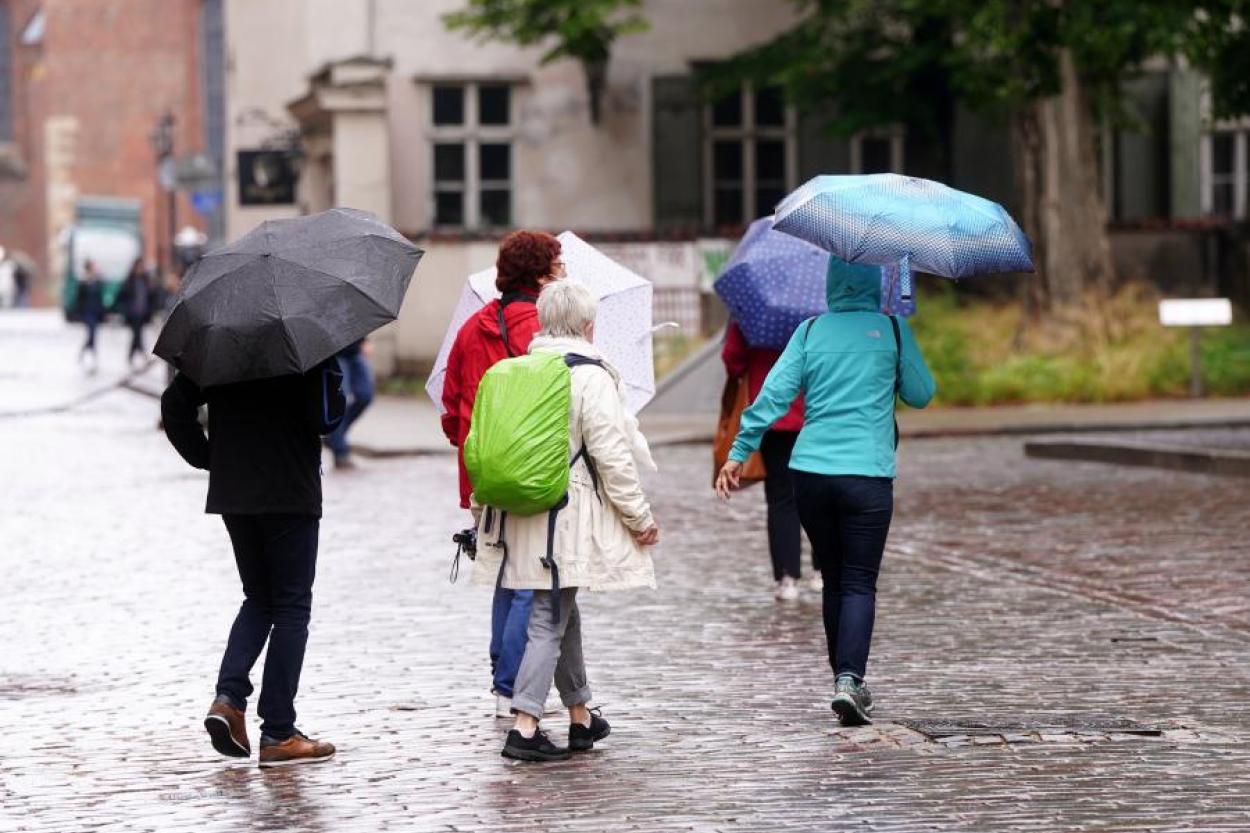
496, 231, 561, 294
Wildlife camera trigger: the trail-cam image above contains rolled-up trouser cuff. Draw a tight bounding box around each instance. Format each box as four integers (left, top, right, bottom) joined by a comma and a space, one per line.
511, 682, 592, 719
561, 683, 592, 708
510, 695, 546, 719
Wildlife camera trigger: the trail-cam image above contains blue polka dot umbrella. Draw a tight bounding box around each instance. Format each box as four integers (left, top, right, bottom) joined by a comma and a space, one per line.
714, 217, 839, 349
773, 174, 1034, 279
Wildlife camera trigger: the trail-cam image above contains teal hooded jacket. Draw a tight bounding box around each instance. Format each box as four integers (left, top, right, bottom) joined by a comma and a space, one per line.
729, 258, 936, 478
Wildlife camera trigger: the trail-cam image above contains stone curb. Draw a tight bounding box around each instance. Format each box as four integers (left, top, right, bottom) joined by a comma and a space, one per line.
1024, 439, 1250, 478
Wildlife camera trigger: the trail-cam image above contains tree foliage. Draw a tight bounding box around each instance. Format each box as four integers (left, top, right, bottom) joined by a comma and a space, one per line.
709, 0, 1250, 144
444, 0, 649, 122
705, 1, 1250, 309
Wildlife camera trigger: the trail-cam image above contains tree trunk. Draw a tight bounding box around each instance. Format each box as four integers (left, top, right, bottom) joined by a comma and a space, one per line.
1012, 49, 1116, 312
583, 56, 608, 125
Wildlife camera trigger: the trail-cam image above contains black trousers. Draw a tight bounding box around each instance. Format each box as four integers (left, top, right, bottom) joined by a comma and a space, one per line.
126, 318, 145, 359
792, 473, 893, 680
759, 430, 819, 581
217, 514, 319, 739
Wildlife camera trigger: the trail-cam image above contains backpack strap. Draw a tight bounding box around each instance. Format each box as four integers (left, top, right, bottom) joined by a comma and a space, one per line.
801, 316, 817, 345
570, 445, 602, 501
535, 352, 611, 623
563, 353, 606, 501
542, 495, 568, 623
497, 292, 538, 358
493, 510, 510, 589
497, 304, 514, 358
888, 314, 902, 450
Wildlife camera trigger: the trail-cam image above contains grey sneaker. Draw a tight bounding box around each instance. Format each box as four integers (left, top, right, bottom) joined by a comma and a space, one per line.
831, 674, 874, 726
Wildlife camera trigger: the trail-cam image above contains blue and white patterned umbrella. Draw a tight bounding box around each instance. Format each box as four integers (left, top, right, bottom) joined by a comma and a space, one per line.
773, 174, 1034, 278
713, 217, 831, 349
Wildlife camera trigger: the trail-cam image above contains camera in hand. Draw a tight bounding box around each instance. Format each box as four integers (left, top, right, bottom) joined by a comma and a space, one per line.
452, 527, 477, 559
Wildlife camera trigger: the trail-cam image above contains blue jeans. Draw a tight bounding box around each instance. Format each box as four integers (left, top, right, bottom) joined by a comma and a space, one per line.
327, 350, 374, 457
792, 472, 893, 681
217, 514, 319, 740
490, 586, 533, 698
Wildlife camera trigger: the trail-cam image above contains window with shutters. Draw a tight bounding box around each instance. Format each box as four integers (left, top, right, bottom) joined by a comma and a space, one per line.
703, 84, 797, 230
1202, 126, 1249, 220
429, 83, 513, 229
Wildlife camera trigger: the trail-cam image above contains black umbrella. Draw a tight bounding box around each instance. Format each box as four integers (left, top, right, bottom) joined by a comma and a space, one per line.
155, 208, 422, 387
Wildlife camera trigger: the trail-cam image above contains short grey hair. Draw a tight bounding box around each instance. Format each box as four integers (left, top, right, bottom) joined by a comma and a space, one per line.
537, 279, 597, 338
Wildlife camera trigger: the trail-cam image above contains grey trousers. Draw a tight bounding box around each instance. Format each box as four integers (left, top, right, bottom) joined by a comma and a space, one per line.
511, 588, 591, 718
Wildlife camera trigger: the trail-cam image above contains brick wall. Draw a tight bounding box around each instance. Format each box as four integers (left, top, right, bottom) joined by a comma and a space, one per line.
0, 0, 206, 304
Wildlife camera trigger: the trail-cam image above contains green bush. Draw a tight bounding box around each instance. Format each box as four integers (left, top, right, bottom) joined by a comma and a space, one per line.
909, 285, 1250, 405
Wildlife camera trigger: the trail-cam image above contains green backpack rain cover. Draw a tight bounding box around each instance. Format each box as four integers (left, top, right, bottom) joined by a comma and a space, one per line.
464, 351, 574, 515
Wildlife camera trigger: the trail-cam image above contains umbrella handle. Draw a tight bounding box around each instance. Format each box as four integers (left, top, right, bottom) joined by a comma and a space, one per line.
642, 322, 681, 341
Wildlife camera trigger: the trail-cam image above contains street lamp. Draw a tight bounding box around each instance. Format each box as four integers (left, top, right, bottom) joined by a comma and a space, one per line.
149, 112, 176, 277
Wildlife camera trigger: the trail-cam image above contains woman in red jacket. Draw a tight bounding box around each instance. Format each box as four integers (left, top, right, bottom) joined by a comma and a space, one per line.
441, 230, 565, 716
722, 319, 820, 601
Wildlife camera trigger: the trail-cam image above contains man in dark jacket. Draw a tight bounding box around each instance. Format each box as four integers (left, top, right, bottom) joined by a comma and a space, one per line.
162, 360, 345, 768
77, 260, 106, 373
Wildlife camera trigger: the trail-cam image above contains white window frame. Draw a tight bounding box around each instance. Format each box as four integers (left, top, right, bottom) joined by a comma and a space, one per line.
850, 128, 905, 174
702, 83, 798, 228
428, 82, 514, 230
1200, 122, 1249, 220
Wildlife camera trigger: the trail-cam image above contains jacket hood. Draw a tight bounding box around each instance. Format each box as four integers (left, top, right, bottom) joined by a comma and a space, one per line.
475, 296, 538, 338
528, 334, 614, 377
826, 257, 882, 313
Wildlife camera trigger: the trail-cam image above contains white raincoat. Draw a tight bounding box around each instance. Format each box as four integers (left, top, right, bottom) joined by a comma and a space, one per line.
472, 335, 657, 592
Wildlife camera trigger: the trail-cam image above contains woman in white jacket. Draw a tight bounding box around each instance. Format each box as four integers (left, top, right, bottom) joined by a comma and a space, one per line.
473, 279, 660, 762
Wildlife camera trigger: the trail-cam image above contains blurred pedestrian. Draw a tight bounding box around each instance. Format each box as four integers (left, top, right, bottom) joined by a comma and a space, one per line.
161, 359, 346, 768
325, 339, 374, 469
471, 280, 660, 762
76, 259, 105, 374
715, 258, 935, 727
722, 318, 818, 601
13, 261, 29, 307
116, 259, 154, 367
441, 230, 565, 718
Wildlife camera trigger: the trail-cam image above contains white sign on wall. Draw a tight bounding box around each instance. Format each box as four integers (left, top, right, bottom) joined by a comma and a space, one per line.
1159, 298, 1233, 327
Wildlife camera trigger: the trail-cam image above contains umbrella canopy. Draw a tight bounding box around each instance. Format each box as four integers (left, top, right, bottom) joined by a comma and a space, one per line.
773, 174, 1034, 278
713, 217, 830, 349
425, 231, 655, 414
155, 208, 422, 387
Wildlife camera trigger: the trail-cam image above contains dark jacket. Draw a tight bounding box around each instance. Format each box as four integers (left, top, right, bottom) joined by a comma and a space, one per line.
116, 271, 154, 324
161, 361, 345, 517
77, 278, 105, 321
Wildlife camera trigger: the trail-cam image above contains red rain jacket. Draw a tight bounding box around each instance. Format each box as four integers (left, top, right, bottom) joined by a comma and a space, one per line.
721, 320, 805, 434
441, 296, 542, 508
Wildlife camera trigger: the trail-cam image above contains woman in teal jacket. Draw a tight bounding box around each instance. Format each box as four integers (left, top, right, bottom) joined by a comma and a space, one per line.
715, 257, 935, 726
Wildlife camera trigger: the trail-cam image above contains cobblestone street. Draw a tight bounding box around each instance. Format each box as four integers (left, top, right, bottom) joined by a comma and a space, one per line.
4, 316, 1250, 832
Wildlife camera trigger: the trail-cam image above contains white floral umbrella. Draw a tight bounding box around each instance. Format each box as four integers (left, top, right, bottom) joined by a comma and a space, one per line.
425, 231, 656, 414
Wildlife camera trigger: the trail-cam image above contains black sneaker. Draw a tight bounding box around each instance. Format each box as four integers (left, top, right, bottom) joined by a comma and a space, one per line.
569, 711, 611, 752
831, 674, 874, 726
502, 728, 571, 762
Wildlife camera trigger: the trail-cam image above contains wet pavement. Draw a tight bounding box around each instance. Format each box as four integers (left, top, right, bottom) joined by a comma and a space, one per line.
3, 312, 1250, 832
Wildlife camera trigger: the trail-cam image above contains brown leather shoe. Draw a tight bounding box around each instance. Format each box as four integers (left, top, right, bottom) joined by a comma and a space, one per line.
204, 696, 250, 758
258, 732, 335, 769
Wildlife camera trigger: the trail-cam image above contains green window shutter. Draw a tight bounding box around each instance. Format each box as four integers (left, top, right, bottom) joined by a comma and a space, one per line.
652, 75, 703, 232
1115, 73, 1171, 221
797, 108, 849, 180
1168, 69, 1203, 220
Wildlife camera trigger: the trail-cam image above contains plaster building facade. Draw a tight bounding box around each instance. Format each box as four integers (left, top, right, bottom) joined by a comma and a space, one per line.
220, 1, 1247, 372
